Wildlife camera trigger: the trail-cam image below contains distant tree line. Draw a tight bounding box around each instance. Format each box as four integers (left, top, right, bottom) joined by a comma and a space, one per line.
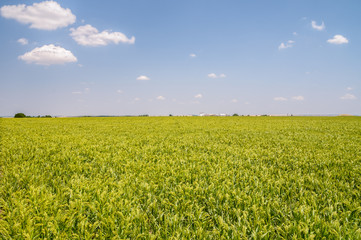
14, 113, 52, 118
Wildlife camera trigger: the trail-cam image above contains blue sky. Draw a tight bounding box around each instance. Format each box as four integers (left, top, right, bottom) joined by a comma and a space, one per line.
0, 0, 360, 116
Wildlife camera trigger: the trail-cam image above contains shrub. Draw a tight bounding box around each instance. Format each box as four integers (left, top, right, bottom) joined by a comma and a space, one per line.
14, 113, 26, 118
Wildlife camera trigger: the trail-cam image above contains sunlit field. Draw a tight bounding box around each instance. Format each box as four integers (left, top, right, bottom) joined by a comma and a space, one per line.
1, 116, 360, 239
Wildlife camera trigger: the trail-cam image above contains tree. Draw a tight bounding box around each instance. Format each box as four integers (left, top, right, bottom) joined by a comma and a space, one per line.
232, 113, 239, 116
14, 113, 26, 118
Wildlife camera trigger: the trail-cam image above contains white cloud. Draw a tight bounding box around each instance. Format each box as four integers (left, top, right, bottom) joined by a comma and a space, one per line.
347, 87, 353, 91
190, 53, 196, 58
117, 90, 123, 94
327, 35, 349, 45
340, 93, 356, 100
207, 73, 226, 78
274, 97, 287, 101
156, 96, 165, 100
293, 32, 298, 36
0, 1, 76, 30
292, 96, 304, 101
311, 21, 325, 31
278, 43, 287, 49
134, 97, 141, 101
194, 94, 203, 99
70, 24, 135, 46
18, 44, 77, 65
72, 91, 82, 94
17, 38, 28, 45
279, 40, 294, 50
136, 75, 150, 81
231, 99, 238, 103
208, 73, 217, 78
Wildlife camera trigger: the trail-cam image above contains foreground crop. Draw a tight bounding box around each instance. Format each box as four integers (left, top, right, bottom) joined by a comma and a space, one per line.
0, 117, 361, 239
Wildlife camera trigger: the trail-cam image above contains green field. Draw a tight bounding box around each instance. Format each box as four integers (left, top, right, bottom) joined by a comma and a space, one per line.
1, 117, 361, 239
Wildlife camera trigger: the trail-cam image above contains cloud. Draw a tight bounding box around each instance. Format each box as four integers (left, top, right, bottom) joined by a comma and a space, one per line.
347, 87, 353, 91
327, 35, 349, 45
70, 24, 135, 46
190, 53, 196, 58
194, 94, 203, 99
156, 96, 165, 100
208, 73, 217, 78
279, 40, 294, 50
292, 96, 304, 101
293, 32, 298, 36
207, 73, 226, 78
274, 97, 287, 101
17, 38, 28, 45
71, 87, 89, 95
311, 21, 325, 31
340, 93, 356, 100
136, 75, 150, 81
18, 44, 77, 65
0, 1, 76, 30
279, 43, 287, 49
280, 40, 295, 49
231, 99, 238, 103
117, 90, 123, 94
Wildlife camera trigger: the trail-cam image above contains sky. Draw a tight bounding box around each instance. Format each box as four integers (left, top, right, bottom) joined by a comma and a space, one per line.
0, 0, 360, 116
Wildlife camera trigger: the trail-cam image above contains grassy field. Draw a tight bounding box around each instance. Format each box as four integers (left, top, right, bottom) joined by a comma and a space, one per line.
0, 116, 361, 239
